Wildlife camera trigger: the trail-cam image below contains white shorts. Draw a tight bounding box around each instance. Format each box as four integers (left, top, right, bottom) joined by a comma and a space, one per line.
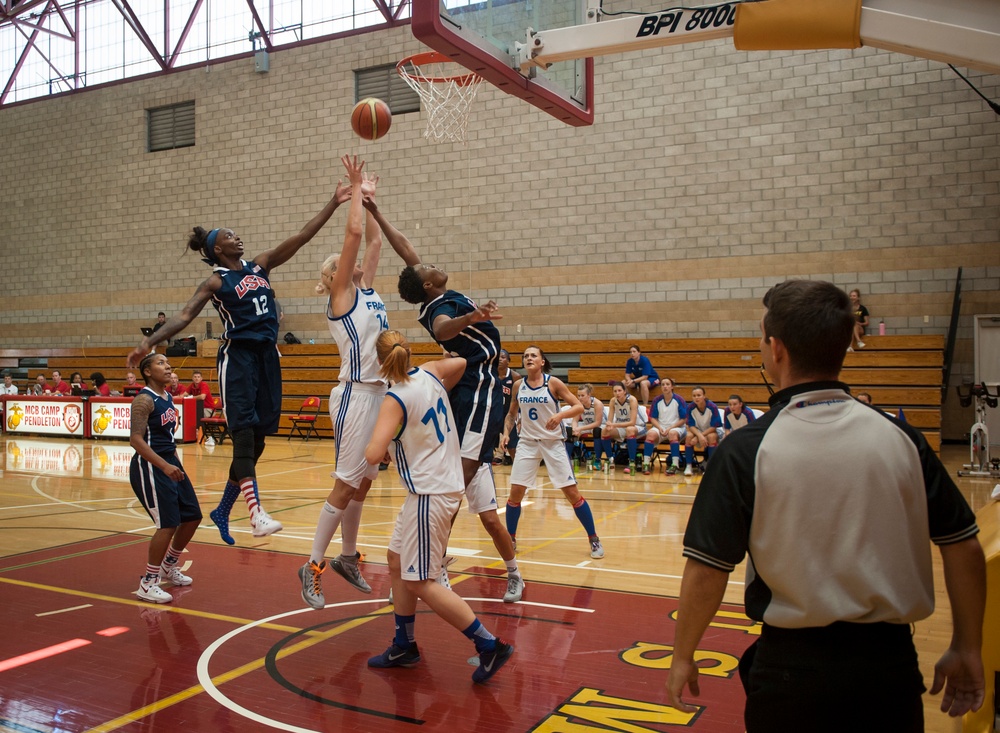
389, 491, 463, 581
649, 425, 686, 442
510, 438, 577, 490
605, 426, 647, 442
329, 382, 387, 488
465, 462, 500, 515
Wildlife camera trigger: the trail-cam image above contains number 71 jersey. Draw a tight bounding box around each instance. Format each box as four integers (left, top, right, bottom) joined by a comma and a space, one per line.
211, 260, 279, 343
387, 367, 465, 495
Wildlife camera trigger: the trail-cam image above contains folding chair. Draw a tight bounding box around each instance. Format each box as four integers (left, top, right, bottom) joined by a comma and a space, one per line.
288, 396, 321, 441
200, 408, 229, 445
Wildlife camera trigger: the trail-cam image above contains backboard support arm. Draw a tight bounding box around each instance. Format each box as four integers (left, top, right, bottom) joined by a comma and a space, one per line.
517, 0, 1000, 76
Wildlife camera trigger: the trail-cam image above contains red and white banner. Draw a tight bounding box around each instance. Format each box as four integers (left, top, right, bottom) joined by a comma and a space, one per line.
89, 398, 190, 440
3, 397, 85, 437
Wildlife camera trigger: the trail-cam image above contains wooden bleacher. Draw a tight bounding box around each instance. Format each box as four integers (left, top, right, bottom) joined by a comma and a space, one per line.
0, 335, 944, 449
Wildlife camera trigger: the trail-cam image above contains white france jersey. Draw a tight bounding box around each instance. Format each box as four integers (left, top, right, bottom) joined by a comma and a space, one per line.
387, 368, 465, 495
327, 287, 389, 384
613, 398, 634, 425
580, 400, 597, 426
517, 374, 561, 441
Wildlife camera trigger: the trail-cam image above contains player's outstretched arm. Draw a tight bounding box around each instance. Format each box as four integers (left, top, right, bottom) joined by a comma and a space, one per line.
431, 300, 502, 343
931, 536, 986, 717
361, 197, 421, 267
258, 180, 352, 272
422, 356, 468, 393
127, 277, 219, 367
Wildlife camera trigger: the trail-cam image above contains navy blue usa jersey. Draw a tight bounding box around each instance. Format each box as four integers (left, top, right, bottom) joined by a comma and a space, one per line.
418, 290, 501, 368
211, 260, 279, 343
139, 387, 178, 455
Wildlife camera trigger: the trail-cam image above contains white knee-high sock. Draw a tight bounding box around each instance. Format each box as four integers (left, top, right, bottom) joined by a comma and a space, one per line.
310, 502, 343, 564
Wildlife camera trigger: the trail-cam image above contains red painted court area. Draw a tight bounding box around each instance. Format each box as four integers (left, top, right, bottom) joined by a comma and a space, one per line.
1, 536, 753, 732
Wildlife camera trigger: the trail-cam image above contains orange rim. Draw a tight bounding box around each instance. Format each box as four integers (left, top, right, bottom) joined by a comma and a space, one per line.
397, 51, 482, 87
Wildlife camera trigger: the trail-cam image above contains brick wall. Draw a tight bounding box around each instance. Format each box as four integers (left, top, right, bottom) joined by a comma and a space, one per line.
1, 27, 997, 439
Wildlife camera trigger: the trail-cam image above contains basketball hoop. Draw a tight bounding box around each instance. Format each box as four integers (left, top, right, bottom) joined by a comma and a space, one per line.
397, 51, 483, 144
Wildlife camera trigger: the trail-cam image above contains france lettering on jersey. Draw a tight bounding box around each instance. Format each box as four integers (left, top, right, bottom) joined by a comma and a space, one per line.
387, 368, 465, 495
211, 260, 279, 343
651, 393, 686, 427
139, 387, 178, 455
517, 375, 561, 441
688, 401, 722, 431
580, 400, 597, 426
328, 287, 389, 384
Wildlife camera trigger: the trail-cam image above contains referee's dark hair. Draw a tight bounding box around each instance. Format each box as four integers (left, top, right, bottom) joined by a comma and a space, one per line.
762, 280, 854, 378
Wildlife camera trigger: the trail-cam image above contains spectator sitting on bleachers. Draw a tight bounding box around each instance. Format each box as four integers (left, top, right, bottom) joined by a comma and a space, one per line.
683, 386, 722, 476
121, 371, 141, 397
90, 372, 111, 397
723, 394, 756, 436
569, 384, 604, 464
1, 373, 18, 395
32, 374, 51, 395
184, 370, 220, 414
849, 288, 869, 350
69, 372, 84, 391
856, 392, 873, 405
623, 345, 661, 406
597, 382, 647, 474
49, 370, 71, 395
165, 373, 182, 396
642, 377, 687, 476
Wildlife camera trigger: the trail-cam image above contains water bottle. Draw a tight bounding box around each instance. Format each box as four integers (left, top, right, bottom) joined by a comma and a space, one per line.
878, 319, 885, 336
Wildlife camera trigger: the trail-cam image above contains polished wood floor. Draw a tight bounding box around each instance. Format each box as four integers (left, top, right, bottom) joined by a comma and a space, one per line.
0, 434, 993, 732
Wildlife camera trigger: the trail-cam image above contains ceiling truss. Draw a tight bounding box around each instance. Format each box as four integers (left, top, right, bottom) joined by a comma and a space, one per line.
0, 0, 409, 105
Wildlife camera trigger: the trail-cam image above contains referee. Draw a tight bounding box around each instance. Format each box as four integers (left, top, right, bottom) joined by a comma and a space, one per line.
666, 279, 985, 732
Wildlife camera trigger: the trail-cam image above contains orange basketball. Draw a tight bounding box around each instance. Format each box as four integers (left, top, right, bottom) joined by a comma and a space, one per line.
351, 98, 392, 141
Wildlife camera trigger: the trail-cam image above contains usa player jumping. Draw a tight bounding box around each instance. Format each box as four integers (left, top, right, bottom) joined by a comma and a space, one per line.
129, 353, 201, 603
129, 167, 355, 543
365, 330, 514, 684
364, 198, 524, 603
502, 346, 605, 560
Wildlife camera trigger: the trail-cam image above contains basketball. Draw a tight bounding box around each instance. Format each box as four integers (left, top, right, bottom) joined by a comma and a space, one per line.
351, 98, 391, 140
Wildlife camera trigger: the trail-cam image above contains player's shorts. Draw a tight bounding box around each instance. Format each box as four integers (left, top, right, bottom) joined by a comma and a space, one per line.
687, 427, 724, 443
465, 462, 500, 515
604, 425, 648, 442
451, 377, 505, 463
510, 438, 577, 490
649, 424, 687, 442
217, 339, 282, 435
330, 382, 387, 488
130, 452, 202, 529
389, 491, 463, 581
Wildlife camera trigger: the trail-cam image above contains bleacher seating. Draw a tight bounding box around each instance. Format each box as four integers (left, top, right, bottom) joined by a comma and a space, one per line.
0, 335, 944, 449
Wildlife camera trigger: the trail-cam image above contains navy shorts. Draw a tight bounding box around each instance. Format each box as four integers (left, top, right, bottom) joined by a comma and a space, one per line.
450, 373, 505, 464
130, 452, 202, 529
217, 339, 282, 435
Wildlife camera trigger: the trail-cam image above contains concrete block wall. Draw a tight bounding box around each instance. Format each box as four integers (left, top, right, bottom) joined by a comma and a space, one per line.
0, 27, 997, 439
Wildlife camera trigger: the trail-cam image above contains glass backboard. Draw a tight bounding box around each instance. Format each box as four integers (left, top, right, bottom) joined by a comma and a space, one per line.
411, 0, 594, 126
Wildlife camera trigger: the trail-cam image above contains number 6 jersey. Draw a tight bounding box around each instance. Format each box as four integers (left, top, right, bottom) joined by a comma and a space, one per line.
387, 368, 465, 495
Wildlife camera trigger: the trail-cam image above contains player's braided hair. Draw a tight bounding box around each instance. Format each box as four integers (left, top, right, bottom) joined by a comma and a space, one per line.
138, 353, 158, 384
397, 266, 426, 304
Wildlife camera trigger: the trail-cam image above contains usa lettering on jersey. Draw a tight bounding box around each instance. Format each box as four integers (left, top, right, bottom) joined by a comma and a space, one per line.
160, 408, 177, 426
235, 275, 270, 299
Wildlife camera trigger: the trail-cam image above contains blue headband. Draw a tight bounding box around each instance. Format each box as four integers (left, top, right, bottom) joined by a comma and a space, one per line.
203, 228, 221, 264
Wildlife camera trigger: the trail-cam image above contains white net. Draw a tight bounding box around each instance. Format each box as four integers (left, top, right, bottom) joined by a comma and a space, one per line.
398, 55, 483, 144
